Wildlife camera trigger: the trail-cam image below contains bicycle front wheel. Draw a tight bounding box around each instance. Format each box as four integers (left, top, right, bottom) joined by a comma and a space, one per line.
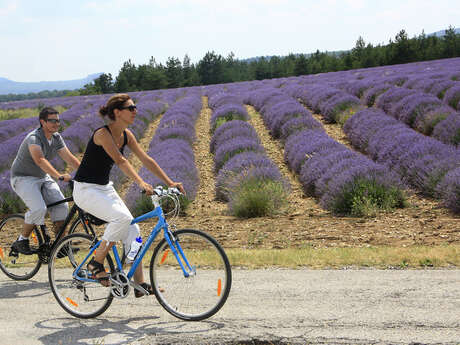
150, 229, 232, 321
48, 233, 114, 318
0, 214, 43, 280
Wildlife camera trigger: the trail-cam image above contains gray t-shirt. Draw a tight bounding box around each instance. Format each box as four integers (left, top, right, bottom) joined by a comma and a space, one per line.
11, 127, 66, 178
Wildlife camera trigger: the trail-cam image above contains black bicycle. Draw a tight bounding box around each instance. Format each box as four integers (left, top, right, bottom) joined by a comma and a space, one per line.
0, 186, 105, 281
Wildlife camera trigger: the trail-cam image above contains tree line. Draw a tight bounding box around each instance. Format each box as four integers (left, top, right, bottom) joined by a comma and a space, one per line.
1, 27, 459, 102
81, 27, 460, 95
0, 89, 71, 103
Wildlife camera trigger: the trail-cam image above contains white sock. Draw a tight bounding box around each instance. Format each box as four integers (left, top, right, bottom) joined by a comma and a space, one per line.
18, 235, 29, 241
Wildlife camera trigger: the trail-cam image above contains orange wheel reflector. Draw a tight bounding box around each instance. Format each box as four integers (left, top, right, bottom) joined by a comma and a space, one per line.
31, 233, 38, 244
160, 249, 169, 264
85, 220, 89, 225
0, 247, 4, 260
66, 297, 78, 307
217, 279, 222, 297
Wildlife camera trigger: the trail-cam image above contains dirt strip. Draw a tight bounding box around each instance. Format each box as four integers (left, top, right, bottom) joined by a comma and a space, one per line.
245, 105, 322, 215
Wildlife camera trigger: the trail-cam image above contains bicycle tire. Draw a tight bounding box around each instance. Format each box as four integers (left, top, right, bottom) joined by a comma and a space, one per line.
0, 214, 43, 280
149, 229, 232, 321
48, 233, 114, 319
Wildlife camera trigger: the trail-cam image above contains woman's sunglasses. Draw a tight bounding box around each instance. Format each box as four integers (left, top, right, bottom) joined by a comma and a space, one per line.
120, 105, 137, 112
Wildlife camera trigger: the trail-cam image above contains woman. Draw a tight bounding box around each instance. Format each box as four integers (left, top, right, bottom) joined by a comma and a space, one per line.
73, 94, 184, 295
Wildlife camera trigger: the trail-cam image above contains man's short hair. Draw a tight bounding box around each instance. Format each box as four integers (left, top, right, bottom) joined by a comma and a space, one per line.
39, 107, 59, 125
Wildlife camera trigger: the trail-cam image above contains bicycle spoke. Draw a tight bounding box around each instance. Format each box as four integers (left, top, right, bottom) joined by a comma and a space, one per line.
150, 229, 231, 321
48, 233, 114, 319
0, 215, 42, 280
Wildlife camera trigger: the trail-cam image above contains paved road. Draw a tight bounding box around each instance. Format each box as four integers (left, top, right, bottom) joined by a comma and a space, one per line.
0, 268, 459, 345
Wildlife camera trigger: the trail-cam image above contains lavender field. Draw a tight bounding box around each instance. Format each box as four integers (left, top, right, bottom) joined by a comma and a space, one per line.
1, 58, 460, 235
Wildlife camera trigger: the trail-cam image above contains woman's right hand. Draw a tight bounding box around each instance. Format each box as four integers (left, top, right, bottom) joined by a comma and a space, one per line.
139, 181, 154, 195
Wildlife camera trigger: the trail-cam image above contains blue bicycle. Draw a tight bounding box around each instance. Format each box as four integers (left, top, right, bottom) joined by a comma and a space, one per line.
47, 186, 232, 320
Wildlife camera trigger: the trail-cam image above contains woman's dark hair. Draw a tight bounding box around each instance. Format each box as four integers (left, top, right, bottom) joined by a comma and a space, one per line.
39, 107, 59, 126
99, 94, 131, 120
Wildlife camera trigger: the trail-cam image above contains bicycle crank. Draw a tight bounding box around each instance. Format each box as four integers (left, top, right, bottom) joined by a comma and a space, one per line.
110, 271, 130, 299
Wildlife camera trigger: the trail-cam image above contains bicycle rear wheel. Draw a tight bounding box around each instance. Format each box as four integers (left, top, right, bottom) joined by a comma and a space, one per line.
0, 214, 43, 280
150, 229, 232, 321
48, 233, 114, 318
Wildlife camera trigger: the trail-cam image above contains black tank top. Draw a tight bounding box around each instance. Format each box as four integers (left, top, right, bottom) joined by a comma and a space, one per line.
74, 126, 127, 185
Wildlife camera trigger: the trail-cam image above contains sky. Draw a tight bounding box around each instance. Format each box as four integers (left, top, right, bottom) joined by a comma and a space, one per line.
1, 0, 459, 82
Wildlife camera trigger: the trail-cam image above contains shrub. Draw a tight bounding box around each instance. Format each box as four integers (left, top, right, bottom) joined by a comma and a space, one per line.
329, 177, 406, 217
228, 177, 288, 218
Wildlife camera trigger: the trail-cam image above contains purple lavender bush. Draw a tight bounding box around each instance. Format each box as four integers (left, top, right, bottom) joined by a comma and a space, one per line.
214, 137, 265, 173
429, 80, 456, 99
0, 170, 25, 214
362, 84, 391, 106
389, 92, 442, 126
124, 94, 202, 215
210, 120, 259, 154
443, 84, 460, 110
432, 112, 460, 146
344, 108, 460, 201
414, 105, 456, 136
375, 87, 416, 114
288, 129, 405, 216
436, 167, 460, 213
210, 104, 249, 133
279, 117, 323, 141
262, 100, 314, 138
215, 151, 279, 201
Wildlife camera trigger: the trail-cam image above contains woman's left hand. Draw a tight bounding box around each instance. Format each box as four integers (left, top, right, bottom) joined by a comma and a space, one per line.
169, 182, 186, 195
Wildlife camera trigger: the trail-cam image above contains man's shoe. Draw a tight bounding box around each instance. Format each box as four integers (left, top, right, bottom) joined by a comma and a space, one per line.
11, 239, 34, 255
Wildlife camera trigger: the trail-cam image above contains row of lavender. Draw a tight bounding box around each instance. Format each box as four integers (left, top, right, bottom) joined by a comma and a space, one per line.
343, 108, 460, 212
277, 58, 460, 213
124, 88, 202, 216
286, 57, 460, 146
240, 85, 405, 216
205, 87, 289, 217
0, 89, 185, 213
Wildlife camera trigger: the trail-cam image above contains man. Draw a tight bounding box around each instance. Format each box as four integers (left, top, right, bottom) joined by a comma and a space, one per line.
10, 107, 80, 254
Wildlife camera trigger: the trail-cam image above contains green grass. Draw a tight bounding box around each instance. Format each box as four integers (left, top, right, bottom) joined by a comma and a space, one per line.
0, 105, 67, 121
226, 245, 460, 269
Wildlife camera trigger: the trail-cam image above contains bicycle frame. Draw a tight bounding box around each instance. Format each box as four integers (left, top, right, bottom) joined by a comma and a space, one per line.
41, 198, 96, 251
73, 203, 194, 284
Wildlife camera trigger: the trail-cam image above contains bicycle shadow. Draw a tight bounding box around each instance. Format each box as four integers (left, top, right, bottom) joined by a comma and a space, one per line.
0, 278, 51, 299
36, 316, 225, 345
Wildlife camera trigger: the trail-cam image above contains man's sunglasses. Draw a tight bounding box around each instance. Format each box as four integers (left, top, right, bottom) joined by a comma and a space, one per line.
46, 118, 60, 124
120, 105, 137, 112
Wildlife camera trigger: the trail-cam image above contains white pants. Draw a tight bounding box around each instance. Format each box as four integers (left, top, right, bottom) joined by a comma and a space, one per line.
10, 175, 68, 225
73, 181, 140, 254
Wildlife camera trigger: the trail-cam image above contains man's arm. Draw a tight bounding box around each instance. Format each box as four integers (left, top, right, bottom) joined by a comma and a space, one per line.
57, 146, 80, 170
29, 144, 65, 180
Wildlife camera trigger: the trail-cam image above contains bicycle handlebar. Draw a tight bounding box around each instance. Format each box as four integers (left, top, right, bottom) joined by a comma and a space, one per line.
141, 185, 183, 210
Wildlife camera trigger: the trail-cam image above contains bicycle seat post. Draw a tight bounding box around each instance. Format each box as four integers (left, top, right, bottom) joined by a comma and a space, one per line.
40, 224, 51, 243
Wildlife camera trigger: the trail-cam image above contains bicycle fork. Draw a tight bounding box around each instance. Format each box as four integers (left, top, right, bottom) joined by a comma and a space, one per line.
163, 230, 196, 278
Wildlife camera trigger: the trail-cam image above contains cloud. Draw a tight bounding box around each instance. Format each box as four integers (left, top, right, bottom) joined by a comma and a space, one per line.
0, 0, 18, 16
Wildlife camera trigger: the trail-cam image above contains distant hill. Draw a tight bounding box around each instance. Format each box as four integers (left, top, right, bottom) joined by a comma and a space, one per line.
429, 28, 460, 37
0, 73, 102, 95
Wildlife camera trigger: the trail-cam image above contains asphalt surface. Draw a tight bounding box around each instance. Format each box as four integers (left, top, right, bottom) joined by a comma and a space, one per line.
0, 268, 459, 345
